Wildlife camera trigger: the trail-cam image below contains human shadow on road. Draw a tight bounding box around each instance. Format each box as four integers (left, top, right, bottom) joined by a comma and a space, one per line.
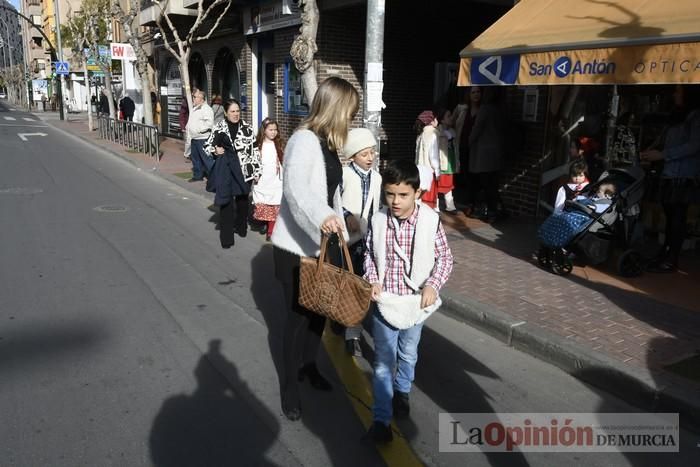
362, 324, 531, 466
249, 248, 383, 466
249, 246, 286, 385
149, 339, 281, 467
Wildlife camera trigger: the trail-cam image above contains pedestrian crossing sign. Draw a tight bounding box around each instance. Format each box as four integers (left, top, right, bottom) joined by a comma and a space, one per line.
56, 61, 70, 75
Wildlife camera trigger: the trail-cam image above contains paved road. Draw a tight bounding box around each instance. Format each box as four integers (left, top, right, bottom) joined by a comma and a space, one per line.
0, 100, 697, 466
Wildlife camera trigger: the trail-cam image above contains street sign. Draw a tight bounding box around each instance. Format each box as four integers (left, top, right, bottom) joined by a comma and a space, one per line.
55, 61, 70, 75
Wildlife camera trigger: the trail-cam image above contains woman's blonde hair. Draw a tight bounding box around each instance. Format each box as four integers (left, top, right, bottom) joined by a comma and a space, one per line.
299, 76, 359, 152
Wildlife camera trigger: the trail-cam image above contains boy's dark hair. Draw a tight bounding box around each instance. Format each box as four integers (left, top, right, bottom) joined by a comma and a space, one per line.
382, 159, 421, 191
569, 160, 588, 178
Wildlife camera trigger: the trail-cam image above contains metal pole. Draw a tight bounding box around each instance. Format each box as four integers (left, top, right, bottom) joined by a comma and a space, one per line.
53, 0, 65, 120
363, 0, 386, 162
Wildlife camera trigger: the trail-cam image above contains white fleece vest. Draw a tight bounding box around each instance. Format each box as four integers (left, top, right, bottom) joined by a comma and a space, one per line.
342, 166, 381, 244
371, 204, 440, 291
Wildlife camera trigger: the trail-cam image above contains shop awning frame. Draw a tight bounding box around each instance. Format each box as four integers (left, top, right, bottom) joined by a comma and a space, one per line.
458, 0, 700, 86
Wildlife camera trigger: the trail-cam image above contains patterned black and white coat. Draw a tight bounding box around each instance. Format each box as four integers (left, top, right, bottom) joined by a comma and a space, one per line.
205, 119, 262, 182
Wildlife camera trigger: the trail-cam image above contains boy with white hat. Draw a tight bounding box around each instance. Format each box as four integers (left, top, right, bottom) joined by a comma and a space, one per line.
339, 128, 383, 357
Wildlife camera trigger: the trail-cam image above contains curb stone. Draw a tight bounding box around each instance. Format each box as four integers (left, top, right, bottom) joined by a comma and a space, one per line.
441, 291, 700, 431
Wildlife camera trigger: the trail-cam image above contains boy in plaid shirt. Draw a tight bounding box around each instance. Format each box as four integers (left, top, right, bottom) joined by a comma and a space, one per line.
363, 159, 453, 443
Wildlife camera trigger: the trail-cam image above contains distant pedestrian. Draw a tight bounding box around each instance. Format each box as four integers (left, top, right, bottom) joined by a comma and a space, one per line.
151, 91, 161, 126
364, 159, 453, 443
179, 94, 191, 160
453, 86, 481, 212
99, 90, 109, 117
205, 98, 260, 237
414, 110, 440, 211
252, 118, 284, 241
186, 89, 214, 182
437, 109, 458, 214
205, 100, 250, 249
119, 94, 135, 121
468, 87, 505, 223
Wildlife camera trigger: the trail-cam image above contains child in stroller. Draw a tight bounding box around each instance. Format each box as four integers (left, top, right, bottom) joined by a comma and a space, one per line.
537, 167, 645, 276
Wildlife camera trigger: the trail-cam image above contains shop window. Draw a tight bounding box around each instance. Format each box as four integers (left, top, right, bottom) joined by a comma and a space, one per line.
284, 61, 308, 115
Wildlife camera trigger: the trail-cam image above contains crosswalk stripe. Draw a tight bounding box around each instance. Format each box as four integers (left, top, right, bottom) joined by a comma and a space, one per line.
4, 116, 16, 121
23, 118, 35, 122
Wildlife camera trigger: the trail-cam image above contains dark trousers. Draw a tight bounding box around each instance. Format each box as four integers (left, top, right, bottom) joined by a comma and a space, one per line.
274, 237, 341, 406
190, 139, 213, 179
663, 203, 689, 267
218, 196, 251, 248
469, 171, 501, 213
234, 195, 249, 234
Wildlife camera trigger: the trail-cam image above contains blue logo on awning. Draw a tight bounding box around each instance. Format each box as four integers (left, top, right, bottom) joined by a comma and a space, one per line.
554, 56, 572, 77
471, 54, 520, 85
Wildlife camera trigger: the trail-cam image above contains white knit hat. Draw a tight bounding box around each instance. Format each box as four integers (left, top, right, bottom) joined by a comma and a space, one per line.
342, 128, 377, 158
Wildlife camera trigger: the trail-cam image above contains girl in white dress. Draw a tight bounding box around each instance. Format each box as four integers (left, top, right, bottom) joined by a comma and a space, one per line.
252, 118, 285, 240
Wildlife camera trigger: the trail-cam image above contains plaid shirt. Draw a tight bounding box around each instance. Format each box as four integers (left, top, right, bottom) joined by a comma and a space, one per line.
364, 204, 453, 294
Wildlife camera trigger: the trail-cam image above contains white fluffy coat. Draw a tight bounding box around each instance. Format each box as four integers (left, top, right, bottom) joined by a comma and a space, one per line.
271, 130, 348, 257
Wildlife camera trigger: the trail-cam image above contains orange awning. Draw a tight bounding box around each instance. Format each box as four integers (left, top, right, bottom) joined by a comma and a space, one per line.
458, 0, 700, 85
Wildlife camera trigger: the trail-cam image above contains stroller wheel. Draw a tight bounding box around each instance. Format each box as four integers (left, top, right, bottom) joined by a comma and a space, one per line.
537, 247, 551, 268
617, 249, 643, 277
552, 251, 573, 276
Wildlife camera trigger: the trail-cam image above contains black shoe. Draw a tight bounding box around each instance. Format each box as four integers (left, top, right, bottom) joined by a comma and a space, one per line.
345, 338, 362, 357
187, 177, 203, 183
365, 421, 393, 444
444, 209, 459, 215
281, 397, 301, 421
392, 391, 410, 419
298, 363, 333, 391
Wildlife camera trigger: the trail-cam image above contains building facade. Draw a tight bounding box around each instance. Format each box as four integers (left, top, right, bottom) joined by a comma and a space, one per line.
21, 0, 50, 81
145, 0, 552, 216
0, 0, 24, 70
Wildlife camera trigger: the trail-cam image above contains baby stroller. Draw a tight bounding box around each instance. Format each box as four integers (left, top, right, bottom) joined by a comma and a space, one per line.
537, 167, 645, 276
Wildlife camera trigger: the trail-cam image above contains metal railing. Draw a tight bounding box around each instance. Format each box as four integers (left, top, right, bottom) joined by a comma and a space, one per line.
97, 116, 160, 162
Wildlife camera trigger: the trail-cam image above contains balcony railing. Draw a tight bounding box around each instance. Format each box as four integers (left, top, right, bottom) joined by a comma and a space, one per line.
139, 0, 199, 26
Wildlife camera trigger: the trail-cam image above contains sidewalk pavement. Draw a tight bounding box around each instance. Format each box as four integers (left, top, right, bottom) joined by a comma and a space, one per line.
48, 113, 700, 428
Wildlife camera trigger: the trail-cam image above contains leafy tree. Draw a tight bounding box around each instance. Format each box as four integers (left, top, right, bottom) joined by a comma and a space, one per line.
62, 0, 117, 120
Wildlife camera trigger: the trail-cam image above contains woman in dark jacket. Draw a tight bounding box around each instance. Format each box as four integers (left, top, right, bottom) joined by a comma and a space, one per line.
205, 100, 251, 248
641, 85, 700, 272
205, 99, 261, 238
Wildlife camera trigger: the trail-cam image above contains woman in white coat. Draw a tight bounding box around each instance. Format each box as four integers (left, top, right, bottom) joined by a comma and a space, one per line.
271, 77, 359, 421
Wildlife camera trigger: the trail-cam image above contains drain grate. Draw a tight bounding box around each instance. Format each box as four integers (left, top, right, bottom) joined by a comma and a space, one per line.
0, 187, 44, 195
93, 205, 129, 213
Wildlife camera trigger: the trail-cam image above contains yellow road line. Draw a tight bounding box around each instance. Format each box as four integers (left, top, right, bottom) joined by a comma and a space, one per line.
323, 328, 425, 467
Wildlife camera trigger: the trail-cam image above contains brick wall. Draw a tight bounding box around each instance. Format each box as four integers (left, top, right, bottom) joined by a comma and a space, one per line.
271, 4, 367, 143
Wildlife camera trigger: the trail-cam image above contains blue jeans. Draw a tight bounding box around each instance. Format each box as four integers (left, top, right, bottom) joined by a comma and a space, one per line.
371, 307, 424, 424
190, 139, 213, 179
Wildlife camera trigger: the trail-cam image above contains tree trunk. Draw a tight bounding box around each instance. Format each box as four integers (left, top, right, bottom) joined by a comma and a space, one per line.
84, 63, 93, 131
290, 0, 319, 101
104, 73, 116, 119
179, 50, 193, 111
